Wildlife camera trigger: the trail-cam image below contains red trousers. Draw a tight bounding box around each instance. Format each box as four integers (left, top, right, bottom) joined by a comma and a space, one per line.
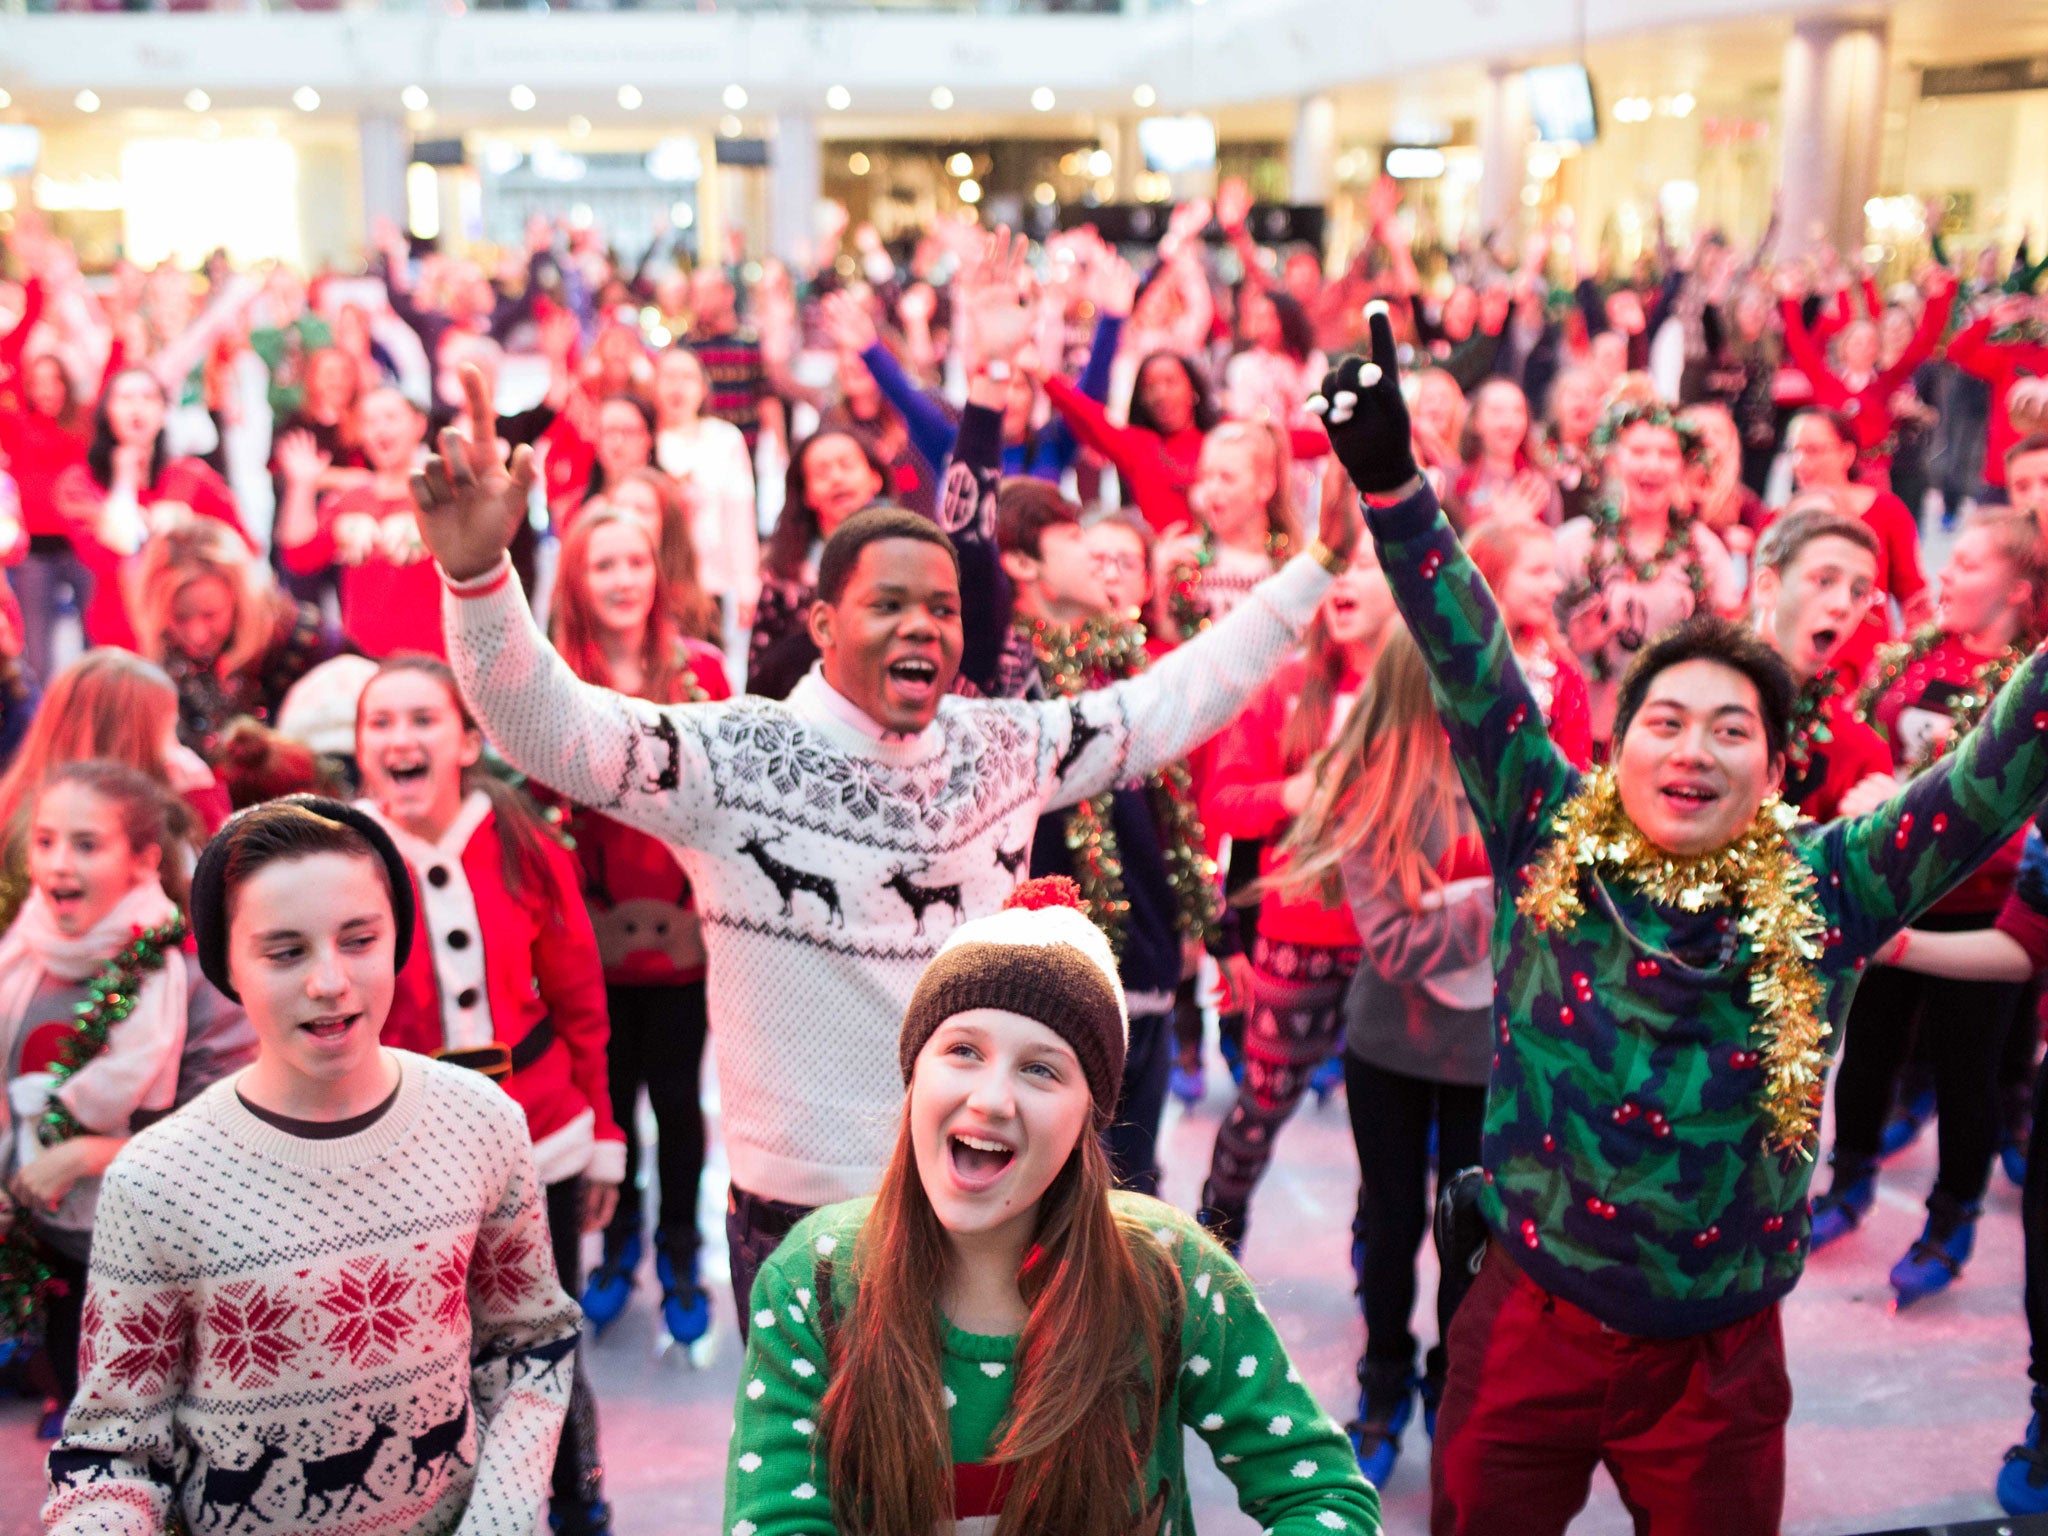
1430, 1243, 1791, 1536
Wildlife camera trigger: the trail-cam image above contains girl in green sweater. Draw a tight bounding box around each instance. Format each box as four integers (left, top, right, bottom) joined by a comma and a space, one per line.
723, 876, 1381, 1536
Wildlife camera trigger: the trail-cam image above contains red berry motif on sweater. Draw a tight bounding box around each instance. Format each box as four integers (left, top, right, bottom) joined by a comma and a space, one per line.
1613, 1100, 1641, 1124
1542, 1134, 1557, 1152
1931, 813, 1948, 834
1763, 1214, 1785, 1234
1585, 1197, 1617, 1220
1557, 1005, 1574, 1026
1894, 811, 1914, 850
1520, 1218, 1539, 1248
1572, 972, 1593, 1002
1421, 551, 1443, 579
1634, 958, 1660, 979
1507, 704, 1528, 732
1693, 1226, 1721, 1248
1729, 1049, 1760, 1070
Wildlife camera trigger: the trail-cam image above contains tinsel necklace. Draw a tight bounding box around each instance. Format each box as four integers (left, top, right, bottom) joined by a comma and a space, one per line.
1784, 668, 1841, 782
1573, 500, 1709, 683
0, 915, 187, 1339
1165, 529, 1292, 641
1024, 616, 1221, 954
1513, 772, 1830, 1157
1857, 626, 2026, 774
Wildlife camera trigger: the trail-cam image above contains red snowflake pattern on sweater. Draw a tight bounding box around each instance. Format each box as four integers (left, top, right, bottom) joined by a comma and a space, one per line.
103, 1294, 188, 1394
202, 1281, 304, 1387
317, 1259, 416, 1368
466, 1232, 539, 1312
76, 1291, 104, 1380
430, 1239, 474, 1332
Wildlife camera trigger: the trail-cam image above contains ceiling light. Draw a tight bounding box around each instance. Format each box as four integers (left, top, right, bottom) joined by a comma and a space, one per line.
1132, 84, 1157, 109
75, 90, 102, 114
0, 89, 12, 110
723, 84, 748, 111
509, 85, 536, 111
930, 86, 954, 110
1033, 182, 1056, 205
617, 84, 642, 110
567, 115, 591, 138
848, 151, 871, 175
946, 151, 974, 176
1031, 87, 1056, 112
719, 115, 743, 138
826, 85, 851, 112
1087, 148, 1112, 177
293, 87, 320, 112
184, 89, 210, 112
1670, 92, 1696, 118
402, 86, 430, 112
958, 178, 982, 205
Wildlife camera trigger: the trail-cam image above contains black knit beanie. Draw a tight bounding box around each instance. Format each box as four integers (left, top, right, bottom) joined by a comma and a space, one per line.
899, 877, 1127, 1127
191, 795, 416, 1002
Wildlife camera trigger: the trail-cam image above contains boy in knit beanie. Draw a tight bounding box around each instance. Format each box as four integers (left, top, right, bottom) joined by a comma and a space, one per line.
45, 797, 579, 1536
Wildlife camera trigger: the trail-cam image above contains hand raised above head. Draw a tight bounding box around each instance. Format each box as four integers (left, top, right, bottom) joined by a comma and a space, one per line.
408, 363, 536, 583
1307, 302, 1418, 500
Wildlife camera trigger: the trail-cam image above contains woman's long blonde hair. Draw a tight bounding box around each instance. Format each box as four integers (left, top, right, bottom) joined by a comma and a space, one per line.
129, 519, 285, 677
1267, 624, 1472, 910
820, 1116, 1184, 1536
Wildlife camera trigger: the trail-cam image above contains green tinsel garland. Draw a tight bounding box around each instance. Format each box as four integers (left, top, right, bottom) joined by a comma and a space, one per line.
0, 915, 186, 1341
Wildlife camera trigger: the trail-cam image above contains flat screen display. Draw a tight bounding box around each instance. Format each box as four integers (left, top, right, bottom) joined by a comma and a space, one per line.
1525, 63, 1599, 144
1138, 116, 1217, 175
0, 125, 43, 179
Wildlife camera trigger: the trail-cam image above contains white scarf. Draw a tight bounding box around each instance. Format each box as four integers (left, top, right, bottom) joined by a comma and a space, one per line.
0, 882, 188, 1176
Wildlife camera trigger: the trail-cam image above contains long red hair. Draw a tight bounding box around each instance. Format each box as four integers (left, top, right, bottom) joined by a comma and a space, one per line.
551, 506, 699, 704
1466, 519, 1566, 654
820, 1118, 1184, 1536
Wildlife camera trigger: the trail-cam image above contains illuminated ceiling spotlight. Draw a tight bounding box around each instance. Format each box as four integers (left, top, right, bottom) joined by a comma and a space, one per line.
826, 85, 851, 111
930, 86, 954, 110
402, 86, 430, 112
1669, 91, 1696, 118
509, 84, 536, 112
184, 89, 210, 112
0, 89, 12, 110
723, 84, 748, 111
293, 87, 320, 112
75, 89, 102, 113
848, 151, 871, 175
958, 178, 982, 204
1033, 181, 1056, 205
718, 114, 743, 137
1031, 87, 1056, 112
618, 84, 643, 110
946, 151, 974, 177
1132, 84, 1157, 108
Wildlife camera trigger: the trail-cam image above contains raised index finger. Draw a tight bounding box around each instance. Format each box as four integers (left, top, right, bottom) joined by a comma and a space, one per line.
459, 363, 496, 439
1364, 301, 1399, 383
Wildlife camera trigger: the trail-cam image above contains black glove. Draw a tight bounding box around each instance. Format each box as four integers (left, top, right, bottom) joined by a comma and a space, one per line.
1310, 304, 1419, 496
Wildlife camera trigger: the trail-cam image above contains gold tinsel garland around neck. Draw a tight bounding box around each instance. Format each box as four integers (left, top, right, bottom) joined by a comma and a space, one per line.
1513, 770, 1831, 1157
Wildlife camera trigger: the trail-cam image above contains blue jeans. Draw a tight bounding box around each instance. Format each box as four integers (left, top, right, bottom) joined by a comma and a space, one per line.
14, 545, 93, 686
1105, 1007, 1173, 1198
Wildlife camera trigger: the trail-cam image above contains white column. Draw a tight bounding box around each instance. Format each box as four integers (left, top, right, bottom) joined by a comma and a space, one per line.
1777, 14, 1889, 258
769, 111, 822, 268
357, 111, 408, 242
1289, 94, 1336, 207
1478, 67, 1531, 236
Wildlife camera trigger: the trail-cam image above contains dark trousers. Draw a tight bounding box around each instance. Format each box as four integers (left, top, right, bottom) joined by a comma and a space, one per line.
2028, 1052, 2048, 1386
1345, 1054, 1486, 1383
38, 1243, 89, 1406
543, 1177, 604, 1516
1430, 1244, 1790, 1536
1106, 1008, 1173, 1198
14, 546, 93, 687
1831, 910, 2021, 1207
727, 1184, 814, 1340
602, 981, 708, 1269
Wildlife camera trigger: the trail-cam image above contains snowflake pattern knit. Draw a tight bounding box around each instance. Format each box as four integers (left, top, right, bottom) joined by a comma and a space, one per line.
1368, 483, 2048, 1337
42, 1054, 579, 1536
441, 550, 1331, 1207
722, 1196, 1380, 1536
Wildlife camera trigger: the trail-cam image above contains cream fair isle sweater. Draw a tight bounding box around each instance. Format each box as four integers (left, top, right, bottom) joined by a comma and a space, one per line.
43, 1052, 578, 1536
441, 553, 1332, 1206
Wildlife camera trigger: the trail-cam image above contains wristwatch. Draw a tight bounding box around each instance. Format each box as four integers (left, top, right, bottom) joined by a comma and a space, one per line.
1308, 538, 1351, 576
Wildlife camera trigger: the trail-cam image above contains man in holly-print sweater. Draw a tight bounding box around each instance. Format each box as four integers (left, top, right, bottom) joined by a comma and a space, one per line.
1314, 306, 2048, 1536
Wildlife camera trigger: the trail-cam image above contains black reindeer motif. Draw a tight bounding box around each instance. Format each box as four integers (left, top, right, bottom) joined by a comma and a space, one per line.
515, 1331, 580, 1386
297, 1416, 396, 1519
198, 1435, 288, 1533
738, 828, 844, 927
1054, 702, 1108, 782
46, 1450, 120, 1492
993, 843, 1028, 877
406, 1399, 472, 1491
883, 860, 964, 936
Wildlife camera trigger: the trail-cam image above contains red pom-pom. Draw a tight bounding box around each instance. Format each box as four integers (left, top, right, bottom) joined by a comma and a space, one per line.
1003, 875, 1085, 914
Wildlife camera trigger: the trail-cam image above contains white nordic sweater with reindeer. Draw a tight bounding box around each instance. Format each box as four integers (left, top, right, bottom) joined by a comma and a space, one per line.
442, 552, 1333, 1207
43, 1053, 579, 1536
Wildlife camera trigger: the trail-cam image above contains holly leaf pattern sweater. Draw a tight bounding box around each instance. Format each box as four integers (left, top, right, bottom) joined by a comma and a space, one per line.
42, 1053, 578, 1536
722, 1195, 1380, 1536
1368, 484, 2048, 1337
441, 549, 1331, 1207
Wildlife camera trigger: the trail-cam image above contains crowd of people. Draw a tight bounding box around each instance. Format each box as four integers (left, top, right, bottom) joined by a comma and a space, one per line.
3, 167, 2048, 1533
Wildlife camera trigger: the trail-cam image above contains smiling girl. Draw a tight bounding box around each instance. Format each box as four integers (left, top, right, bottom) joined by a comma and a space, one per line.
725, 878, 1380, 1536
550, 507, 730, 1347
0, 762, 241, 1434
352, 655, 623, 1535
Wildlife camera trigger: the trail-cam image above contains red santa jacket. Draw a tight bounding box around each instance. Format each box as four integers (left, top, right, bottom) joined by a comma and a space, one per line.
369, 792, 624, 1185
53, 456, 250, 649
